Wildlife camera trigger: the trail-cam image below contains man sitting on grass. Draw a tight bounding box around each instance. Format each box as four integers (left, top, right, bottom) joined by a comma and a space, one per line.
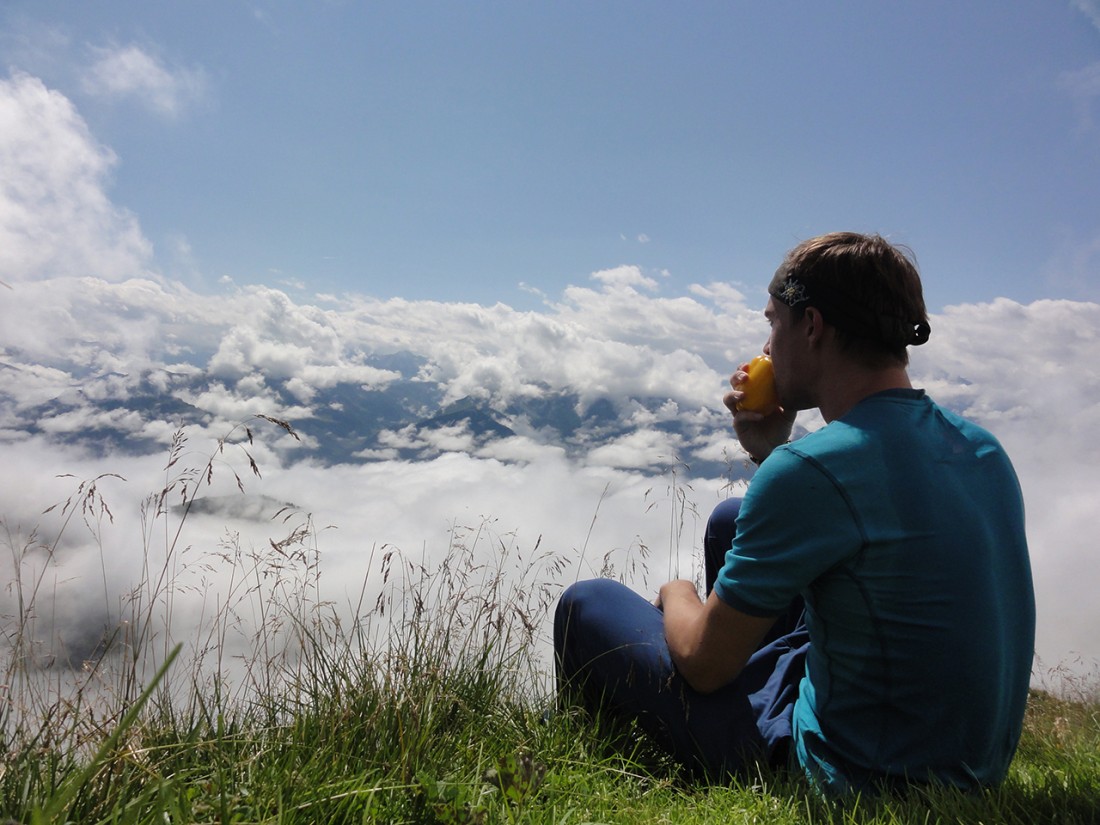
554, 232, 1036, 795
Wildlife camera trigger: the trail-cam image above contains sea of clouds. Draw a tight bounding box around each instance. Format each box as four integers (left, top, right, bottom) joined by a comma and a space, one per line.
2, 71, 1098, 691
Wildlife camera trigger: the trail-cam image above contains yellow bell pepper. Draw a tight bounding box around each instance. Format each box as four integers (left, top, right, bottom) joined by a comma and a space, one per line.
735, 355, 779, 414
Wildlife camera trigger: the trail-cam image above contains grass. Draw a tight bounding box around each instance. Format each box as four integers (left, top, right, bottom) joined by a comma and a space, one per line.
2, 421, 1098, 824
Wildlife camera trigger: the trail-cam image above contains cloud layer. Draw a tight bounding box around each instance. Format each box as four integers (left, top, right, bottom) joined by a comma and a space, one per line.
1, 68, 1098, 691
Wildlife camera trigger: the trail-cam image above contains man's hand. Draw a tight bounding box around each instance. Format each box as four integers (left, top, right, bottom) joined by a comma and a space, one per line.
724, 364, 795, 463
657, 579, 702, 613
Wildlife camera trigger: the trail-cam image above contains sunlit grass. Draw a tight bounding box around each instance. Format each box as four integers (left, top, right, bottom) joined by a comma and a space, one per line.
1, 421, 1097, 823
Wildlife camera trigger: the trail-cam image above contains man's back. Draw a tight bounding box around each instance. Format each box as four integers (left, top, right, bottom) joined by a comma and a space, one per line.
714, 389, 1035, 793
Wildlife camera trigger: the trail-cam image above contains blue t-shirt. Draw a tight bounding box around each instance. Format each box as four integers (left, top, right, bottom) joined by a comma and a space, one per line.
713, 389, 1035, 794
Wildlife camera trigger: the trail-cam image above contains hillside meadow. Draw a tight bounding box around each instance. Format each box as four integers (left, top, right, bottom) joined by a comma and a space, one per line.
2, 420, 1097, 824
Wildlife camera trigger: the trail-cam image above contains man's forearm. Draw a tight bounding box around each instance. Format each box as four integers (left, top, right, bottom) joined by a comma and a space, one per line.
659, 580, 718, 691
660, 579, 777, 694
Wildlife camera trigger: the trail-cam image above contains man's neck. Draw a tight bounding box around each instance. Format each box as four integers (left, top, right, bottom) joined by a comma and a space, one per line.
817, 365, 912, 423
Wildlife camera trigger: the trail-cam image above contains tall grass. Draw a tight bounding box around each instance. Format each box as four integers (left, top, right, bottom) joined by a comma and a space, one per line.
1, 421, 1097, 823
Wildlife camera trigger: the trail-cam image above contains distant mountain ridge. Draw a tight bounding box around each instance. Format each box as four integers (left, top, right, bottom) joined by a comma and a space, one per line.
6, 351, 749, 481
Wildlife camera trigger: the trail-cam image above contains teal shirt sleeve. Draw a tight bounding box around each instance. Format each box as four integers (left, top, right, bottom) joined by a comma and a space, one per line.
712, 444, 863, 617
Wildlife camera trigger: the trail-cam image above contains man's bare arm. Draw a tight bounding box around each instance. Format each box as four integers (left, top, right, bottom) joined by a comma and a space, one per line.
659, 579, 778, 694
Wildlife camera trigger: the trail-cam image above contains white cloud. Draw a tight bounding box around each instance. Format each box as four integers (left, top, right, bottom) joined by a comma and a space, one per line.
1058, 61, 1100, 133
1071, 0, 1100, 32
319, 289, 742, 411
81, 43, 209, 118
590, 265, 659, 291
0, 73, 151, 282
689, 281, 751, 313
475, 436, 568, 465
585, 429, 686, 471
1058, 3, 1100, 133
178, 383, 286, 422
419, 422, 478, 454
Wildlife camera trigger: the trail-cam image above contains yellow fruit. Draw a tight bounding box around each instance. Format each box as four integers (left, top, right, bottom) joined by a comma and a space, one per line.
736, 355, 779, 414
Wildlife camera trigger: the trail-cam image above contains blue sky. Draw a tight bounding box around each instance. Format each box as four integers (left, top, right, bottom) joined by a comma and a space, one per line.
2, 0, 1099, 310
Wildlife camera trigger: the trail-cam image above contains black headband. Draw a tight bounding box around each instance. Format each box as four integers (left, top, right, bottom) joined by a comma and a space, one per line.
768, 269, 931, 348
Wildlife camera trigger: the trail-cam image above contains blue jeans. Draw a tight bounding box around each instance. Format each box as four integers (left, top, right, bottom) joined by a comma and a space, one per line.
553, 498, 808, 779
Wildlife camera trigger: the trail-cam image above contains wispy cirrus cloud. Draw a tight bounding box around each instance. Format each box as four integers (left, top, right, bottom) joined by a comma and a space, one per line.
1062, 1, 1100, 132
1059, 61, 1100, 132
1071, 0, 1100, 32
81, 42, 209, 118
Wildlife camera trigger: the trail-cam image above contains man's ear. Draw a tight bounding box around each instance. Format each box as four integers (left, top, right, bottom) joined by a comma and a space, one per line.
803, 306, 827, 347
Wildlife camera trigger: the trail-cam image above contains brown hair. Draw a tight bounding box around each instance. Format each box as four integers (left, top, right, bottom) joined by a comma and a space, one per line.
770, 232, 931, 366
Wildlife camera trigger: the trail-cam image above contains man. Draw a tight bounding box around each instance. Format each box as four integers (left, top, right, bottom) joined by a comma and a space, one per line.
554, 232, 1035, 795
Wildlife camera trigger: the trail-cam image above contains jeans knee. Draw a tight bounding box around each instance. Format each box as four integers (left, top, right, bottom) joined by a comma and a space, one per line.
555, 579, 628, 647
557, 579, 608, 622
558, 579, 629, 617
706, 497, 742, 533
